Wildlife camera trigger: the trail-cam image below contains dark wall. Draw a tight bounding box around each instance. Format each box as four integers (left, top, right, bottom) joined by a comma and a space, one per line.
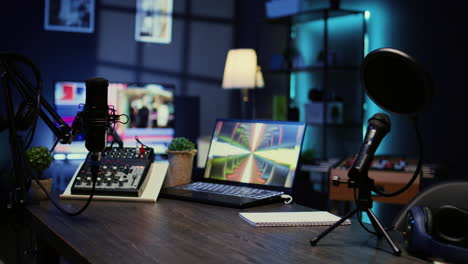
0, 0, 237, 163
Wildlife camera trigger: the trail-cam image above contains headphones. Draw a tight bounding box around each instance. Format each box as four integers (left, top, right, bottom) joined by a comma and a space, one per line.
0, 98, 37, 133
0, 53, 40, 133
404, 205, 468, 263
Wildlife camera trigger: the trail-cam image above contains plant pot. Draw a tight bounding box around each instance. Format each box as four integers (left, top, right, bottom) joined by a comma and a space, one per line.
30, 178, 53, 201
164, 149, 197, 188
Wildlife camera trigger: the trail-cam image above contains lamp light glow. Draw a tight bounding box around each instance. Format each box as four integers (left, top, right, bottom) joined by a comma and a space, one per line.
222, 49, 258, 90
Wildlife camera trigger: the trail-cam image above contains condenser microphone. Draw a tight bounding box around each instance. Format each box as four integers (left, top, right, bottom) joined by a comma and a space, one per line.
348, 113, 391, 180
83, 77, 109, 161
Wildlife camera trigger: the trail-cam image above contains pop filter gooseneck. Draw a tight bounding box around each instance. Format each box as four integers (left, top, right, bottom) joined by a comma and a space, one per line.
361, 48, 433, 115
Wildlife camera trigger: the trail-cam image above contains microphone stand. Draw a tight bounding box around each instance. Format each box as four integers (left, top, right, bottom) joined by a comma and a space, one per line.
310, 169, 402, 256
0, 53, 110, 216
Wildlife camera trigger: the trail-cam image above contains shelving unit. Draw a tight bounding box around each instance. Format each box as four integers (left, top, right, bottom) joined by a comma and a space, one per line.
260, 8, 368, 160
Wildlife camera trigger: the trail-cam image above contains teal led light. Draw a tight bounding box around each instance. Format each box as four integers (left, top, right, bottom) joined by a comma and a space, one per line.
290, 73, 296, 101
364, 32, 369, 56
365, 10, 371, 20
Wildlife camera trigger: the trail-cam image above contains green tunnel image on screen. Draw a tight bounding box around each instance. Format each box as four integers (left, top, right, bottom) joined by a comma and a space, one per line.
203, 120, 306, 188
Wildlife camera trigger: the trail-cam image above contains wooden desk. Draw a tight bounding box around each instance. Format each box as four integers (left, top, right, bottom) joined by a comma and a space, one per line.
25, 198, 426, 264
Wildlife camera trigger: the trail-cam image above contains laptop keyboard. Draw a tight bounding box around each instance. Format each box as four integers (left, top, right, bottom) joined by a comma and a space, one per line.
176, 182, 283, 200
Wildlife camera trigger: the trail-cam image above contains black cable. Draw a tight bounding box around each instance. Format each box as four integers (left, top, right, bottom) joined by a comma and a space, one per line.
1, 53, 42, 150
50, 138, 60, 153
352, 162, 392, 235
352, 184, 378, 235
371, 117, 422, 197
29, 157, 99, 216
2, 62, 28, 204
9, 66, 40, 149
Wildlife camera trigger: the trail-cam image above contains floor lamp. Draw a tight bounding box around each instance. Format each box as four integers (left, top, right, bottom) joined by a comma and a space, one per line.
222, 49, 264, 119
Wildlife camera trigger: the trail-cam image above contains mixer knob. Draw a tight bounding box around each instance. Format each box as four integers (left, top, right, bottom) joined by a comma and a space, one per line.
119, 178, 125, 186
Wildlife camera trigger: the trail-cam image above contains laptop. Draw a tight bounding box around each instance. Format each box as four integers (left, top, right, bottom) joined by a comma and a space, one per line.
160, 119, 306, 208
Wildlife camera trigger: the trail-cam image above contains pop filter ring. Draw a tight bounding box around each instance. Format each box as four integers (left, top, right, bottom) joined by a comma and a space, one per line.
361, 48, 433, 116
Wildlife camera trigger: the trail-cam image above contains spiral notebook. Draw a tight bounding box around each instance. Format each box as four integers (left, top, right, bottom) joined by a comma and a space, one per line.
239, 211, 351, 227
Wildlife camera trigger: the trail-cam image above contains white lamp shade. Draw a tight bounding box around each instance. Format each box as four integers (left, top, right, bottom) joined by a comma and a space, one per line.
222, 49, 258, 89
256, 66, 264, 88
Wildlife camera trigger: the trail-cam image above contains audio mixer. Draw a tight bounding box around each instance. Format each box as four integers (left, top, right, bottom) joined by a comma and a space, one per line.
71, 147, 155, 197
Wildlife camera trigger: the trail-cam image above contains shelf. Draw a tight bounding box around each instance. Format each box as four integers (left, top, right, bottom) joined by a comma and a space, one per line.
266, 8, 365, 25
301, 158, 342, 173
266, 65, 359, 74
306, 122, 362, 128
259, 7, 366, 160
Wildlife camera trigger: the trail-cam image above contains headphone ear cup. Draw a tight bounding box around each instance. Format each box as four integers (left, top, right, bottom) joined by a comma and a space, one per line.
433, 205, 468, 247
423, 206, 433, 235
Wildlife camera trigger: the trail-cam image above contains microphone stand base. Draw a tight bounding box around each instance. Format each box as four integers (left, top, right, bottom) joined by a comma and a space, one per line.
310, 207, 401, 256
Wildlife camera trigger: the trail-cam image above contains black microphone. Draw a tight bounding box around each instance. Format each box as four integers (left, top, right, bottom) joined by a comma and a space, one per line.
348, 113, 391, 180
83, 77, 109, 161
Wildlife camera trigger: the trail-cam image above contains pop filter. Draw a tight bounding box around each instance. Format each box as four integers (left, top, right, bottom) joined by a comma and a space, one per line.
361, 48, 433, 115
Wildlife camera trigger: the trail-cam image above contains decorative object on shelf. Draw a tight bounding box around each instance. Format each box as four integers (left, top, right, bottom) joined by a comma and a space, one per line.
222, 49, 264, 118
265, 0, 302, 18
308, 88, 323, 101
316, 49, 337, 67
283, 44, 305, 69
268, 54, 285, 70
164, 137, 197, 188
301, 148, 317, 165
305, 101, 343, 124
330, 0, 341, 9
272, 95, 287, 121
26, 146, 53, 201
306, 88, 343, 124
288, 100, 300, 121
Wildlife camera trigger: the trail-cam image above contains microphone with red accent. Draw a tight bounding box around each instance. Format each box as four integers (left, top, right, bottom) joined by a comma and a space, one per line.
83, 77, 109, 161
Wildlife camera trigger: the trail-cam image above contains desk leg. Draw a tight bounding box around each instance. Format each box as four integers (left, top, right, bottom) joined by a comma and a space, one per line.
36, 237, 59, 264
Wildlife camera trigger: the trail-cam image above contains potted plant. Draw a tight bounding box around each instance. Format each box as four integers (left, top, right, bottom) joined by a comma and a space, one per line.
164, 137, 197, 188
26, 146, 53, 201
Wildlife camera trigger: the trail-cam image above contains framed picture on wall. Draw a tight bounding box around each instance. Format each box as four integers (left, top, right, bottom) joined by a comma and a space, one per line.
44, 0, 95, 33
135, 0, 173, 44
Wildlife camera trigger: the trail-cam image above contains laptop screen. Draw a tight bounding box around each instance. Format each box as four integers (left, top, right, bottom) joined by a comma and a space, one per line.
203, 119, 306, 189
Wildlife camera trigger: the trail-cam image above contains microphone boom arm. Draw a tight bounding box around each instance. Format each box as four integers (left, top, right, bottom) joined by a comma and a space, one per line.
1, 53, 73, 145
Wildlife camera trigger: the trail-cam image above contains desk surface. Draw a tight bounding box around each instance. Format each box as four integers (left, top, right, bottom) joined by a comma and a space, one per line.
26, 197, 426, 264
